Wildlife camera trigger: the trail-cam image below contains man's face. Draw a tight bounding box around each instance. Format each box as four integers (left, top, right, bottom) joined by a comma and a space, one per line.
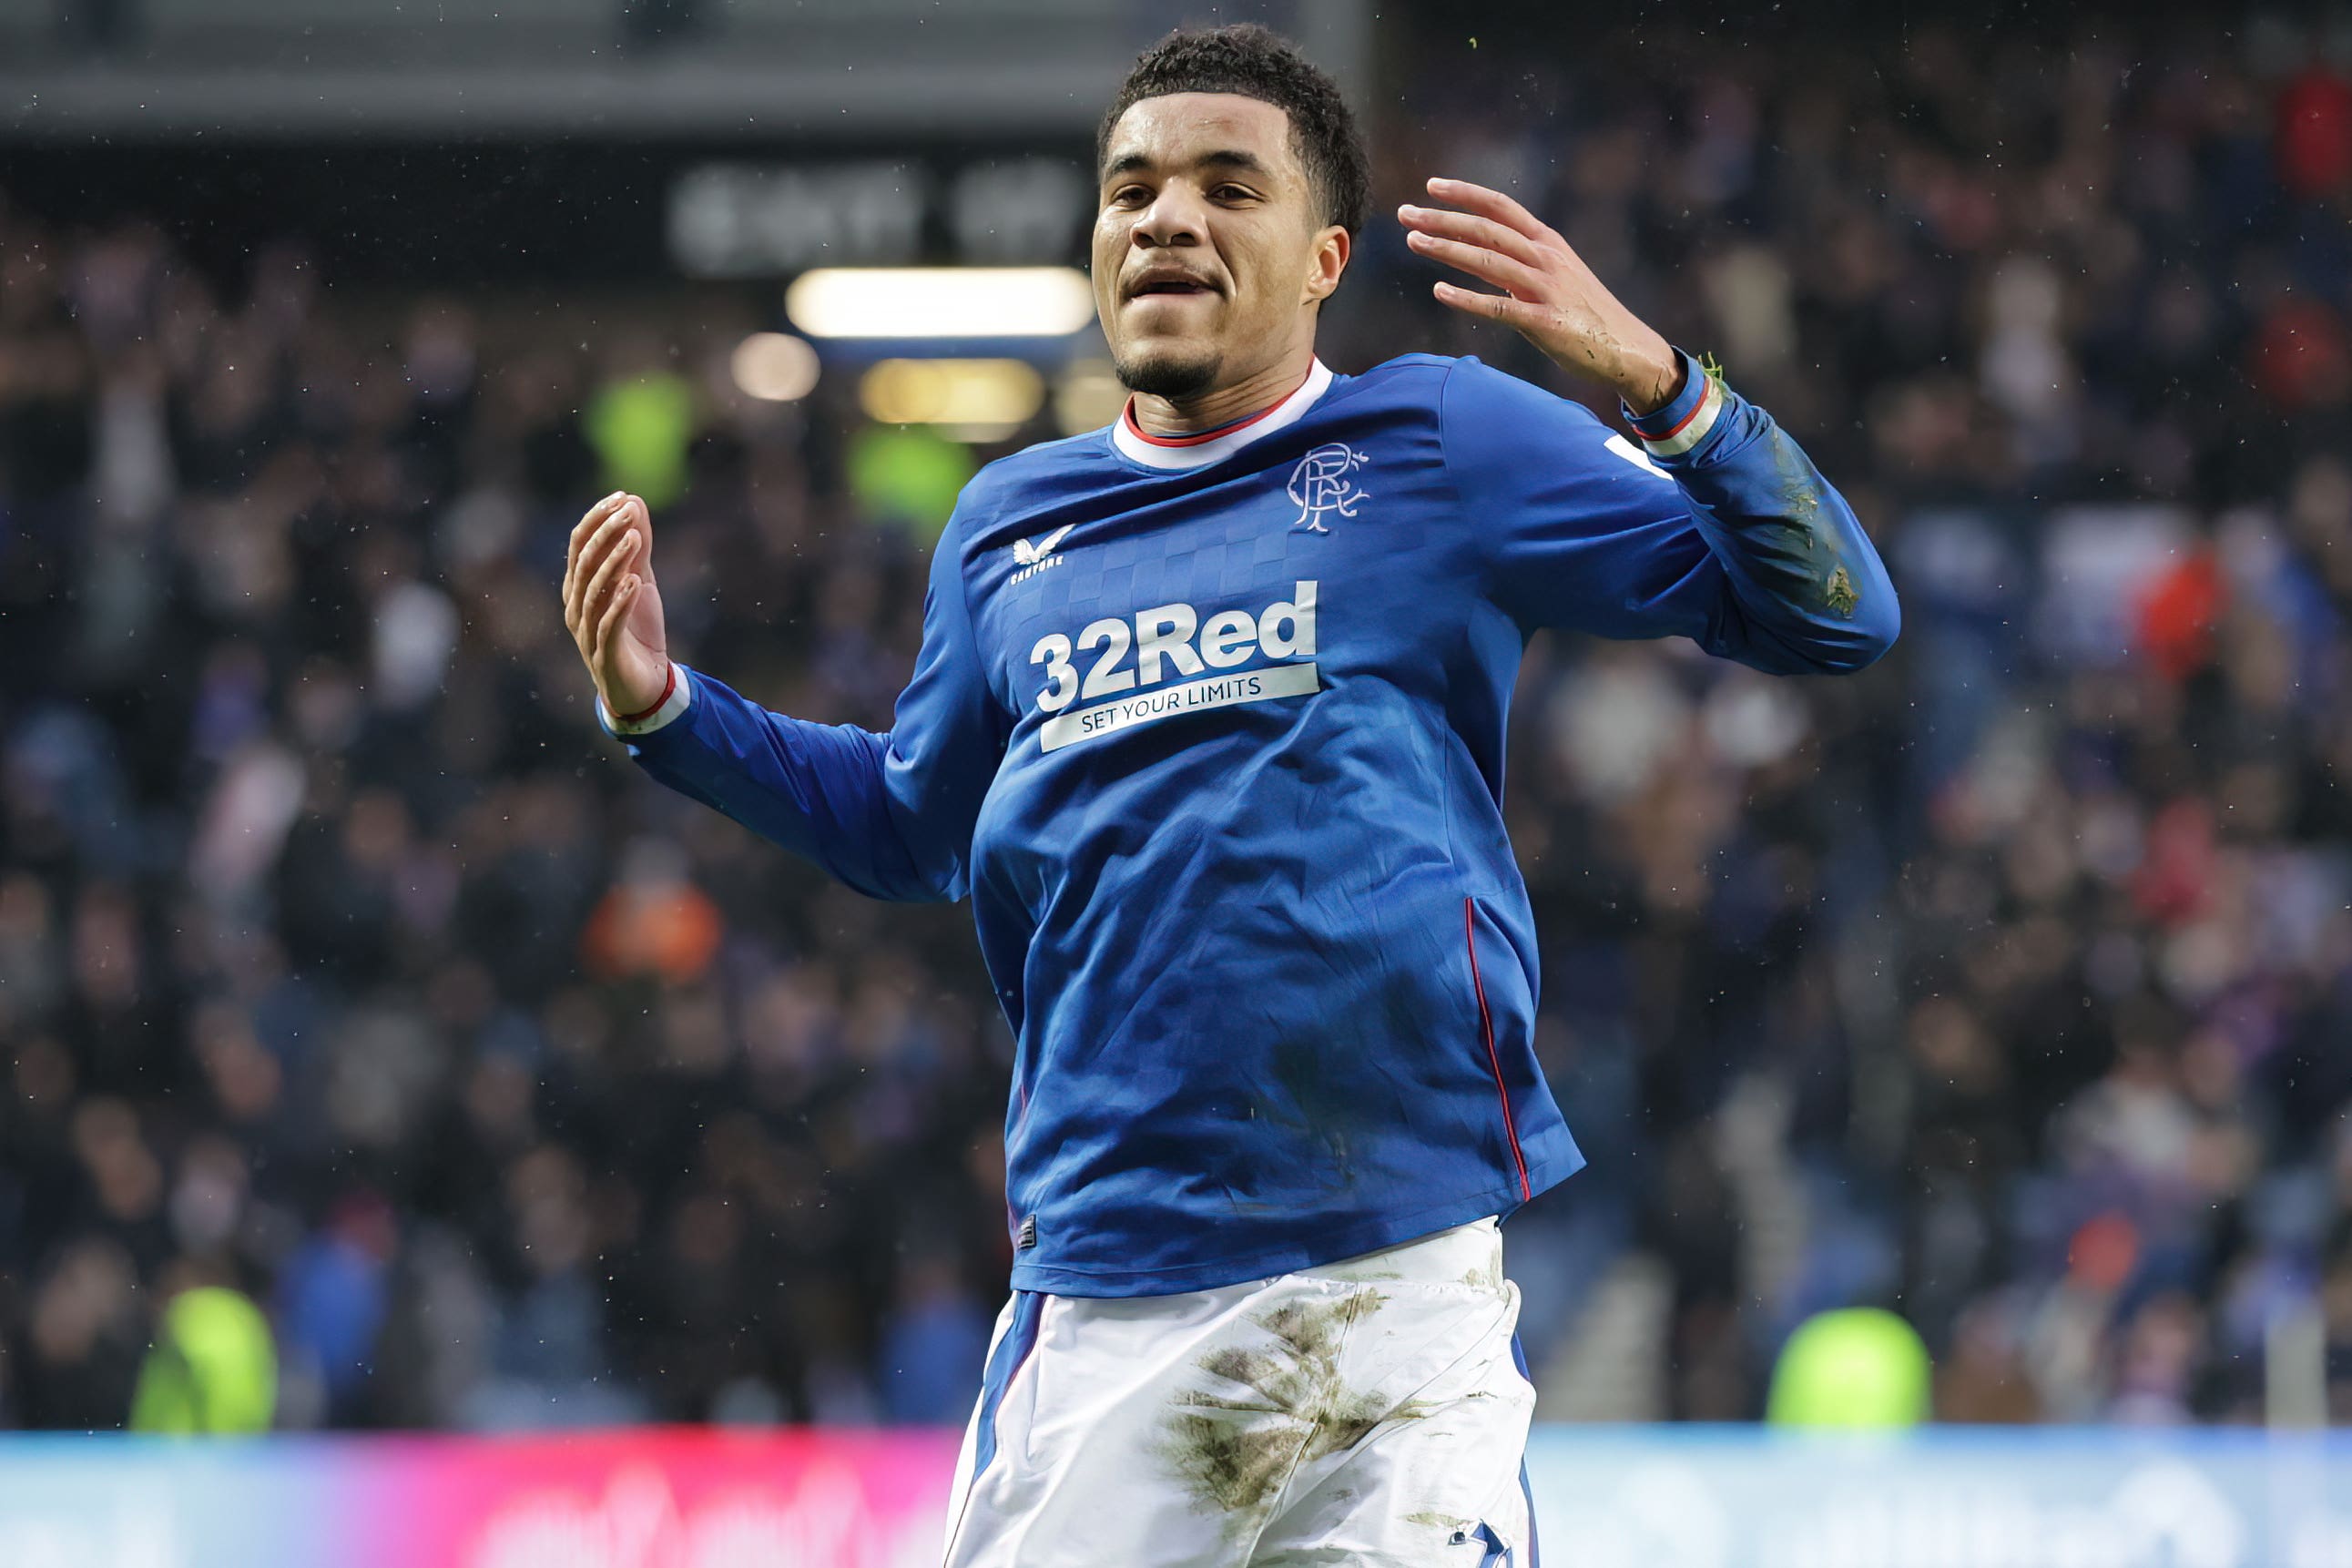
1093, 92, 1348, 400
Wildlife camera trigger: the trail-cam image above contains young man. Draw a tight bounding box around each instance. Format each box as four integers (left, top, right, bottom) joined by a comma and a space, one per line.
563, 24, 1895, 1566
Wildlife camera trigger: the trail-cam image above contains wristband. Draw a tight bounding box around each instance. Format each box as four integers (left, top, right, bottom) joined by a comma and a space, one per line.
612, 663, 677, 726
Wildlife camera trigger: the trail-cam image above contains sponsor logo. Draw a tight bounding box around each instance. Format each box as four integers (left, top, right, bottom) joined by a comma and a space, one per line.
1039, 665, 1319, 753
1008, 524, 1075, 585
1287, 443, 1369, 533
1027, 581, 1319, 752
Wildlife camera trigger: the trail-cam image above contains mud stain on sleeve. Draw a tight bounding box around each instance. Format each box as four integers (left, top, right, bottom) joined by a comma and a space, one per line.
1824, 565, 1858, 618
1761, 425, 1863, 620
1156, 1287, 1421, 1531
1779, 467, 1823, 523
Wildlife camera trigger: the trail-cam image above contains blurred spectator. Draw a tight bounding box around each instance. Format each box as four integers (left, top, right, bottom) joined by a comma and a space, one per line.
2276, 58, 2352, 199
129, 1285, 278, 1434
878, 1255, 995, 1426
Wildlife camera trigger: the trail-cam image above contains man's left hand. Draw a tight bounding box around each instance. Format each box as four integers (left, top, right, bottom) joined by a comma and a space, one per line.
1401, 177, 1685, 415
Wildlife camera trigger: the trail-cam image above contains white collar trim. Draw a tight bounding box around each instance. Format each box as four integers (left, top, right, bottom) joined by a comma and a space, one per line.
1110, 360, 1334, 472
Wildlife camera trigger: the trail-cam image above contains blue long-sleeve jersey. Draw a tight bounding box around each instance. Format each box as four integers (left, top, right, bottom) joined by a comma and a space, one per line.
608, 350, 1897, 1296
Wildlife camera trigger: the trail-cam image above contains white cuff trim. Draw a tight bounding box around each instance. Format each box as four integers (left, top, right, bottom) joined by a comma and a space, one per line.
1640, 372, 1725, 459
600, 666, 692, 737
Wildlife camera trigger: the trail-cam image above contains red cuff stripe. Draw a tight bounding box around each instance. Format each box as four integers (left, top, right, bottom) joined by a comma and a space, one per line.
1644, 374, 1714, 442
613, 663, 677, 725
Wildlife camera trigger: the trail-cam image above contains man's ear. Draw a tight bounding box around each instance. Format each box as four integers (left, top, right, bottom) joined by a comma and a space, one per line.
1303, 225, 1350, 305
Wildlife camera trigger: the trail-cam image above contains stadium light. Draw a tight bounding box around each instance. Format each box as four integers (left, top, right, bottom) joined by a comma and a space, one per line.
860, 359, 1044, 442
787, 267, 1095, 340
729, 332, 820, 402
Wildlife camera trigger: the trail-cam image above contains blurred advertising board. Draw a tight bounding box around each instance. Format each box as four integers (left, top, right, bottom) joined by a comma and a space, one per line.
1523, 1428, 2352, 1568
0, 1425, 2346, 1567
0, 1427, 960, 1568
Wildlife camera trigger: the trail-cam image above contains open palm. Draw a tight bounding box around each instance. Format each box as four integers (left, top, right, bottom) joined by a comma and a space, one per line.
563, 492, 671, 718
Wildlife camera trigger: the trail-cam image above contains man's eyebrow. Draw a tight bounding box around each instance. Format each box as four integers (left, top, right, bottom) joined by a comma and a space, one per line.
1194, 148, 1273, 176
1102, 148, 1276, 182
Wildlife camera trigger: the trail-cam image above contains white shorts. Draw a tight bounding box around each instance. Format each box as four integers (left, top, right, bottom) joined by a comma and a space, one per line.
940, 1218, 1538, 1567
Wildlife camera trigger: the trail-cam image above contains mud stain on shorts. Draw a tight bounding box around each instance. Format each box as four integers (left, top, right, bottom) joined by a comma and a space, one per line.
1406, 1509, 1475, 1532
1157, 1286, 1418, 1525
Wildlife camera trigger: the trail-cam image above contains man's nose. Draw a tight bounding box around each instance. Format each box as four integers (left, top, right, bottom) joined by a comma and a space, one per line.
1132, 188, 1207, 248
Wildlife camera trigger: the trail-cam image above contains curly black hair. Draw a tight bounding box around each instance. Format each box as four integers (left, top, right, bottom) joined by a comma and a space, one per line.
1096, 23, 1370, 239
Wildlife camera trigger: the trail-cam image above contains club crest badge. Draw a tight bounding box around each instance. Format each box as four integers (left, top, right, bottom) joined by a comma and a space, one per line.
1287, 443, 1370, 533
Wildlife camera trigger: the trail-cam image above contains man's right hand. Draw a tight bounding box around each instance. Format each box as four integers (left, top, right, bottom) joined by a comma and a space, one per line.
563, 491, 671, 719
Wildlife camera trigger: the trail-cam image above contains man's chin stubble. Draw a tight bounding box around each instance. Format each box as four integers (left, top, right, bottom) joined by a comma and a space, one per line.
1114, 347, 1224, 402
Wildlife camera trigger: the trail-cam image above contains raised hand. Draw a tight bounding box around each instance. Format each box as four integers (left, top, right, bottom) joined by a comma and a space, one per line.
562, 491, 671, 718
1400, 177, 1685, 415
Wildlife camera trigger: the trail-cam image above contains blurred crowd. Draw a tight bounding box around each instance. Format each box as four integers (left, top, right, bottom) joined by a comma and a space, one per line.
3, 14, 2350, 1431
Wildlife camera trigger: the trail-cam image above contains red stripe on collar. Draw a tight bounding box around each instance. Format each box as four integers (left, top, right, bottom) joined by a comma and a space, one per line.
1121, 368, 1314, 448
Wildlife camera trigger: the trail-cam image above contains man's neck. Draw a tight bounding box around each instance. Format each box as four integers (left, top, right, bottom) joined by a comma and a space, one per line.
1128, 350, 1318, 438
